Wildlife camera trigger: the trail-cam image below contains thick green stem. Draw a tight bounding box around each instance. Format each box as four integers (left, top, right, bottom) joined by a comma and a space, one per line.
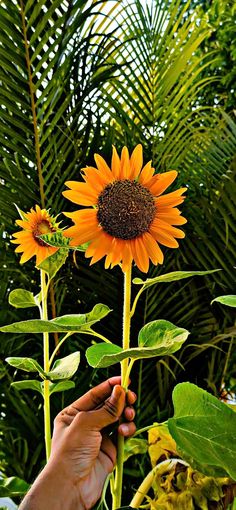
112, 265, 132, 510
40, 270, 51, 461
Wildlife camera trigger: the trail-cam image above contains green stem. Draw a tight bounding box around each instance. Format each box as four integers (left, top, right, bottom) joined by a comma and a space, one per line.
49, 332, 72, 368
113, 265, 132, 510
130, 285, 145, 318
81, 329, 112, 344
221, 334, 235, 389
40, 269, 51, 461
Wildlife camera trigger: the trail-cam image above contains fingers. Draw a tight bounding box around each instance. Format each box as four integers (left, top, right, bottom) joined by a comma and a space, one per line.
66, 376, 122, 412
54, 379, 137, 432
72, 385, 126, 431
118, 421, 136, 437
126, 389, 137, 406
124, 406, 135, 421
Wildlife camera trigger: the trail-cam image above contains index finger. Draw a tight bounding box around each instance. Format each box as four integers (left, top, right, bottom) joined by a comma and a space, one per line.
70, 376, 122, 411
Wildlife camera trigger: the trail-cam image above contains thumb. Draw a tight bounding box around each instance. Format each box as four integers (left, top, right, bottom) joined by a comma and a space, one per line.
74, 385, 125, 431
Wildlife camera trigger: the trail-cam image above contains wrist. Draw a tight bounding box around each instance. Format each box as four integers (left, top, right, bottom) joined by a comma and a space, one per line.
19, 460, 85, 510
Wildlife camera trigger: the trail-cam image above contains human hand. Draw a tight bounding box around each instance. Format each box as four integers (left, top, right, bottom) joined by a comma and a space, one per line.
49, 376, 136, 509
19, 376, 136, 510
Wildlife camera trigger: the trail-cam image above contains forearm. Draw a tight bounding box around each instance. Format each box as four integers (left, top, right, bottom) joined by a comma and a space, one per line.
19, 460, 84, 510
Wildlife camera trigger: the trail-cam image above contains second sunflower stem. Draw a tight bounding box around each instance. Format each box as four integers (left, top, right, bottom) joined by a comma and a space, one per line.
40, 269, 51, 461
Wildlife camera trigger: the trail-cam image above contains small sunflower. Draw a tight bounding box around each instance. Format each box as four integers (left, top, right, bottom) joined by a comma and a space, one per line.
11, 205, 59, 265
62, 145, 187, 273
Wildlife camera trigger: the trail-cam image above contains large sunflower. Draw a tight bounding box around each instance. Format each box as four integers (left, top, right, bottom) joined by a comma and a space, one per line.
63, 145, 187, 273
11, 205, 59, 265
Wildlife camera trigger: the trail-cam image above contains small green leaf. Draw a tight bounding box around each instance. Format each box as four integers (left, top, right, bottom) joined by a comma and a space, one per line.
39, 231, 70, 248
11, 380, 42, 395
0, 304, 111, 333
14, 203, 28, 220
47, 352, 80, 380
6, 357, 45, 377
49, 380, 75, 395
168, 383, 236, 479
133, 269, 220, 287
211, 295, 236, 308
0, 476, 29, 497
38, 247, 68, 279
86, 343, 122, 368
86, 321, 189, 368
39, 231, 88, 252
9, 289, 39, 308
124, 438, 148, 461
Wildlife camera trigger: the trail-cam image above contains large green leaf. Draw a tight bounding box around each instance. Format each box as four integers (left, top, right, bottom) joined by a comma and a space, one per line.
133, 270, 220, 288
0, 304, 111, 333
47, 352, 80, 380
211, 295, 236, 308
168, 383, 236, 479
86, 320, 189, 368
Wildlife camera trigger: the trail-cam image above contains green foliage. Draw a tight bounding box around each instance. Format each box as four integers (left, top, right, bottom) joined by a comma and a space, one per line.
86, 321, 189, 368
47, 352, 80, 380
168, 383, 236, 479
9, 289, 40, 308
124, 438, 148, 462
0, 477, 29, 498
0, 304, 111, 333
38, 248, 68, 279
211, 295, 236, 308
6, 357, 45, 376
133, 269, 221, 288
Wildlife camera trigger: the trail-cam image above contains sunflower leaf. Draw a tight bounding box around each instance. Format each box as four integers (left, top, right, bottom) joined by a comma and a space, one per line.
39, 231, 88, 252
138, 320, 189, 347
0, 304, 111, 333
133, 269, 221, 287
39, 231, 71, 248
124, 437, 148, 462
47, 352, 80, 381
211, 295, 236, 308
86, 320, 189, 368
168, 383, 236, 479
37, 247, 68, 279
6, 357, 46, 377
48, 380, 75, 395
11, 380, 43, 395
9, 288, 40, 308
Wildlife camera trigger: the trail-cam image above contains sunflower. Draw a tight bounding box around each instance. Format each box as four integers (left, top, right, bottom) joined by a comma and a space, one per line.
11, 205, 59, 265
62, 145, 187, 273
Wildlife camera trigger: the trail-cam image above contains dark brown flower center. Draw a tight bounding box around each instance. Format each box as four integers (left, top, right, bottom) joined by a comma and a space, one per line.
97, 180, 156, 240
34, 220, 56, 246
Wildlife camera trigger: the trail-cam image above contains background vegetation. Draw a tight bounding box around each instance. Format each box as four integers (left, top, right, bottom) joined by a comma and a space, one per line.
0, 0, 235, 505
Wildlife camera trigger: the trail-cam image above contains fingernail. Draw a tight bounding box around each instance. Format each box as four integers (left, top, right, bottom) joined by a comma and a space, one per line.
120, 424, 129, 435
